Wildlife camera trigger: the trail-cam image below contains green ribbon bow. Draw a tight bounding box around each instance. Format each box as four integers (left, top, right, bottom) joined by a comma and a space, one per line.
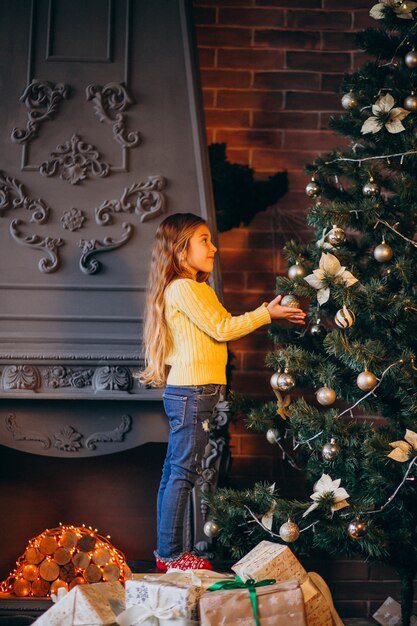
207, 576, 276, 626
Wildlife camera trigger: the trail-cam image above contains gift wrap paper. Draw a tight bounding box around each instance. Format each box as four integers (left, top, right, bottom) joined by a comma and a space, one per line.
373, 596, 417, 626
199, 578, 307, 626
120, 569, 232, 625
32, 581, 124, 626
232, 540, 307, 584
301, 574, 333, 626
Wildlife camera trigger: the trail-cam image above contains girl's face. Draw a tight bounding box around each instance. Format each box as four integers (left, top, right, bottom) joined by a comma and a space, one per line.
185, 224, 217, 277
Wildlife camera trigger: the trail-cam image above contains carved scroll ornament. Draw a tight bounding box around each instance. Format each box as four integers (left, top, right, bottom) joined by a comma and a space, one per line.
40, 134, 110, 184
92, 366, 132, 392
86, 82, 140, 148
1, 365, 41, 391
95, 176, 167, 225
79, 222, 133, 275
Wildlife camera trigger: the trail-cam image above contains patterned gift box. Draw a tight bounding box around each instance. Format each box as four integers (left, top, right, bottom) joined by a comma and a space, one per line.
199, 578, 307, 626
32, 581, 124, 626
232, 540, 307, 584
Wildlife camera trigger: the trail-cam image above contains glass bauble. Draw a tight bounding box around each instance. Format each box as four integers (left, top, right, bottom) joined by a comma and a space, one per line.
374, 242, 393, 262
405, 49, 417, 68
316, 386, 336, 406
356, 369, 378, 391
322, 437, 340, 460
281, 294, 300, 308
327, 225, 346, 246
279, 520, 300, 542
362, 180, 380, 197
306, 179, 321, 197
334, 306, 356, 328
347, 519, 367, 539
341, 92, 359, 110
203, 520, 220, 538
288, 263, 307, 280
266, 428, 280, 444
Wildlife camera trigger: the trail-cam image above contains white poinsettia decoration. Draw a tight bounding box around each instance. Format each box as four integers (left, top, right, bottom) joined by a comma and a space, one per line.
303, 474, 350, 518
304, 252, 358, 306
388, 429, 417, 462
361, 93, 409, 135
370, 0, 417, 20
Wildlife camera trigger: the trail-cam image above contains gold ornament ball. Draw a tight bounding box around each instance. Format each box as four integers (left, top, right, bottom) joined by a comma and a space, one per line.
270, 372, 281, 390
276, 370, 296, 392
374, 242, 393, 263
266, 428, 280, 444
327, 225, 346, 247
404, 94, 417, 111
335, 307, 356, 329
341, 92, 359, 110
405, 50, 417, 68
288, 263, 307, 280
203, 520, 220, 538
347, 519, 367, 539
356, 369, 378, 391
281, 294, 300, 308
316, 386, 337, 406
305, 179, 321, 198
362, 180, 380, 197
322, 437, 340, 461
279, 520, 300, 543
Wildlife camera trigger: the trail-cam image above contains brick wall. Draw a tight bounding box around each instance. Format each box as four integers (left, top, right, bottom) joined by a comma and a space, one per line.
192, 0, 417, 619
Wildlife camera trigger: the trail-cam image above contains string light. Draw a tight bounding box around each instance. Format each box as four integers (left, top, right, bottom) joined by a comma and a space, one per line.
374, 217, 417, 248
325, 148, 417, 165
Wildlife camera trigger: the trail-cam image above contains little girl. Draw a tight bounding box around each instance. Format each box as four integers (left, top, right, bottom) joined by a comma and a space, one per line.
139, 212, 306, 571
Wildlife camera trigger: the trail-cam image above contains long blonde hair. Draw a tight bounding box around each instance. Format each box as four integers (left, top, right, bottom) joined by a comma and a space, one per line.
138, 213, 210, 387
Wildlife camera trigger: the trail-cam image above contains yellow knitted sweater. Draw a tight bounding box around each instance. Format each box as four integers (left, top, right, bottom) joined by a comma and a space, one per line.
164, 278, 271, 385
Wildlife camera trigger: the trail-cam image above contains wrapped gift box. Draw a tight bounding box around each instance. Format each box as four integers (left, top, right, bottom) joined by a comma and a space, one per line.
118, 569, 232, 625
199, 578, 307, 626
32, 581, 124, 626
373, 596, 417, 626
232, 540, 307, 584
301, 573, 333, 626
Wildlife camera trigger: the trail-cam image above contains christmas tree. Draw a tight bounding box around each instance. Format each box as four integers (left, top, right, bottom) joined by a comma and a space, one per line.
205, 2, 417, 624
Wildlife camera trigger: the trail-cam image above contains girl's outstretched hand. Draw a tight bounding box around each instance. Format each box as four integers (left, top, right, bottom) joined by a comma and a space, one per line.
267, 294, 306, 325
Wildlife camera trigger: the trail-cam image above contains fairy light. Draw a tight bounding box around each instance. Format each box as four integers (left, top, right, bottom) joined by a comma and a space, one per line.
374, 217, 417, 248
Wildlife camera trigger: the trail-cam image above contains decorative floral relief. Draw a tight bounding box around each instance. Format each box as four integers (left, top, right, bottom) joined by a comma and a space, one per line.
40, 134, 110, 184
2, 364, 40, 390
45, 366, 94, 388
53, 425, 83, 452
11, 80, 69, 145
5, 414, 51, 449
92, 366, 132, 391
85, 415, 132, 450
0, 170, 49, 223
79, 222, 132, 274
10, 218, 64, 273
61, 208, 85, 231
95, 176, 167, 226
86, 82, 140, 148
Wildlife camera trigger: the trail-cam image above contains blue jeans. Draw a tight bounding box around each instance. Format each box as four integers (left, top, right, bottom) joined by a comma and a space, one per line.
156, 384, 223, 561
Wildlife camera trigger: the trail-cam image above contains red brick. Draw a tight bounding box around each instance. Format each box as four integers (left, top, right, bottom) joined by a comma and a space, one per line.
239, 434, 278, 455
369, 562, 398, 581
222, 271, 246, 289
202, 88, 216, 107
200, 68, 251, 88
248, 231, 274, 248
321, 73, 344, 92
217, 89, 283, 110
332, 581, 401, 601
283, 130, 341, 151
287, 51, 351, 72
218, 228, 249, 248
353, 51, 371, 69
231, 371, 273, 396
224, 289, 272, 312
194, 0, 253, 4
253, 111, 319, 129
256, 0, 321, 6
206, 128, 214, 144
352, 9, 374, 29
324, 0, 371, 7
219, 7, 285, 26
286, 91, 342, 111
216, 128, 283, 149
228, 434, 242, 454
193, 6, 217, 25
219, 248, 274, 271
252, 149, 318, 171
322, 31, 358, 50
287, 169, 315, 191
334, 601, 371, 619
278, 191, 314, 211
196, 26, 252, 47
198, 47, 216, 68
229, 455, 275, 477
255, 29, 320, 50
218, 48, 285, 69
226, 147, 251, 164
242, 351, 269, 369
321, 111, 342, 129
246, 271, 279, 291
231, 330, 272, 351
254, 71, 320, 90
205, 109, 250, 128
287, 10, 352, 30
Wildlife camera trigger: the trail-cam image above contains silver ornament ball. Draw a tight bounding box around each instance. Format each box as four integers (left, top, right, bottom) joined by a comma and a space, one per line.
316, 386, 337, 406
281, 294, 300, 308
404, 94, 417, 111
341, 92, 359, 110
356, 369, 378, 391
288, 263, 307, 280
203, 520, 220, 538
322, 437, 340, 461
305, 179, 321, 198
374, 242, 393, 263
405, 49, 417, 68
327, 225, 346, 247
335, 306, 356, 329
279, 520, 300, 543
276, 370, 296, 392
310, 322, 327, 337
347, 519, 367, 539
266, 428, 280, 444
362, 180, 380, 197
270, 372, 281, 391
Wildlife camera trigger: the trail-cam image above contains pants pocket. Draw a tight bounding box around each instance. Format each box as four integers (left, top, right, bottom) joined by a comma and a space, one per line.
197, 384, 220, 398
163, 394, 187, 432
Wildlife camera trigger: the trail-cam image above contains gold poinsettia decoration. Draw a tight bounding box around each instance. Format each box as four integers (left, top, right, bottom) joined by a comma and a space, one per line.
388, 429, 417, 462
302, 474, 350, 518
370, 0, 417, 20
304, 252, 358, 306
272, 390, 292, 420
361, 93, 410, 135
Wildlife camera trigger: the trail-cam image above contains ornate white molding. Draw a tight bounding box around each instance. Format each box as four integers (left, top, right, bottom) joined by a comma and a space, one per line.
40, 134, 110, 184
86, 82, 140, 148
85, 415, 132, 450
10, 218, 64, 273
79, 221, 133, 274
95, 176, 167, 225
92, 366, 132, 392
2, 365, 41, 391
5, 414, 51, 449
